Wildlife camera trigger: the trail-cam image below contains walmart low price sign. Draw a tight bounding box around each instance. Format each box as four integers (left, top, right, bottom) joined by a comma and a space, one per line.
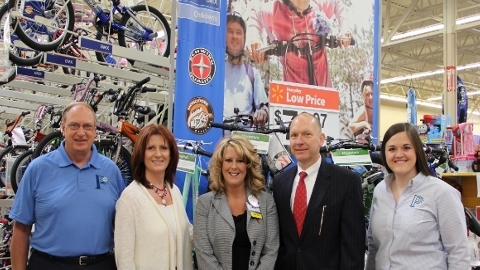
269, 81, 340, 144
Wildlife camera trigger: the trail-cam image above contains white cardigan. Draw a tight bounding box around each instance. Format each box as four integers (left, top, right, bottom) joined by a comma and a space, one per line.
115, 181, 194, 270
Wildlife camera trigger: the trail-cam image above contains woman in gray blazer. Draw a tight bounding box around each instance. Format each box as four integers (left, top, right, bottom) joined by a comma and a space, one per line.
194, 135, 279, 270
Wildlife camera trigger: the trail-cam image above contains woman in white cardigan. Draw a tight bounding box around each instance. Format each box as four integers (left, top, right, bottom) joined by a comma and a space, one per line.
115, 124, 193, 270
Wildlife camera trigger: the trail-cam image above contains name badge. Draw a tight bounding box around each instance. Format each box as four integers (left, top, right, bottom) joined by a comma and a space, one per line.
251, 211, 262, 219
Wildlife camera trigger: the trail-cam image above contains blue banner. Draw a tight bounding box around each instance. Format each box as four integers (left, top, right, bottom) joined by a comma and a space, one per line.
174, 0, 226, 222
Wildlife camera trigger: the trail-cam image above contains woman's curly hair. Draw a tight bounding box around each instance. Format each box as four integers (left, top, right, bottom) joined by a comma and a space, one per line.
208, 135, 265, 196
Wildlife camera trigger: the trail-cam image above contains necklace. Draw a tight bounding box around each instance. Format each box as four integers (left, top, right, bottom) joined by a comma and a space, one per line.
150, 182, 168, 206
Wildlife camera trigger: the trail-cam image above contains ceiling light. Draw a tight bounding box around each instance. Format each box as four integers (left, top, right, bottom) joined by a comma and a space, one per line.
391, 24, 444, 41
426, 90, 480, 101
381, 94, 480, 116
381, 61, 480, 84
457, 14, 480, 25
389, 13, 480, 41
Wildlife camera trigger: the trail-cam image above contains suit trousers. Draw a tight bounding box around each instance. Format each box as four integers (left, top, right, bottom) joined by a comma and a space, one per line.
27, 251, 117, 270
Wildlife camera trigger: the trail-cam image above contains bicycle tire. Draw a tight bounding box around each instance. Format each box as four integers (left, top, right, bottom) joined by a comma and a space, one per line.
32, 130, 63, 159
95, 140, 132, 186
118, 5, 171, 64
0, 4, 44, 66
0, 145, 30, 188
13, 0, 75, 52
11, 150, 33, 194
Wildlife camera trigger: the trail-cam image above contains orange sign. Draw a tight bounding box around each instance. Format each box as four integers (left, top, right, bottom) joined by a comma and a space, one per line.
445, 66, 456, 92
269, 81, 339, 111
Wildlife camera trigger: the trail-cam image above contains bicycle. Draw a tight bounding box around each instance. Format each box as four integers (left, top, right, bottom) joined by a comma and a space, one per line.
0, 111, 31, 187
32, 77, 155, 186
256, 33, 355, 85
8, 0, 171, 64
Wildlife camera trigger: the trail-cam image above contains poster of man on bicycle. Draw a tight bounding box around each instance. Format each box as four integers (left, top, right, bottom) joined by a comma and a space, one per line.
224, 0, 379, 141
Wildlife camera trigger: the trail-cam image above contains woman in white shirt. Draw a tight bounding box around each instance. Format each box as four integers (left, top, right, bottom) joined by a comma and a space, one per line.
366, 122, 469, 270
114, 124, 193, 270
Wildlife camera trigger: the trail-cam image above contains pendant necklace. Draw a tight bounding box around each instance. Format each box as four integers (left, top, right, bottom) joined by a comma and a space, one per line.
150, 182, 168, 206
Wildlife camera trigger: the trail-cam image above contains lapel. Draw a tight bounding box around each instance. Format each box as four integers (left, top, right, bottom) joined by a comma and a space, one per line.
212, 192, 235, 229
277, 168, 299, 237
299, 161, 332, 239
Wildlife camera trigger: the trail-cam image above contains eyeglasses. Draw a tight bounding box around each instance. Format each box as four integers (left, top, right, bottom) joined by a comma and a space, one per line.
66, 123, 95, 131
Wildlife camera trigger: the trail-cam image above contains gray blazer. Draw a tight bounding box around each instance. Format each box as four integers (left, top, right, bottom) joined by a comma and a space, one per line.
194, 189, 279, 270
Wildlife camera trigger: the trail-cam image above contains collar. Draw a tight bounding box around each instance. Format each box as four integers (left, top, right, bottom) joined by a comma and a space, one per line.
384, 172, 428, 192
297, 155, 321, 176
54, 141, 101, 169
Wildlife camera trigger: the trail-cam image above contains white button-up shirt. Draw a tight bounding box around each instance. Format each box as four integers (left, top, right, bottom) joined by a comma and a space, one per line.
366, 172, 469, 270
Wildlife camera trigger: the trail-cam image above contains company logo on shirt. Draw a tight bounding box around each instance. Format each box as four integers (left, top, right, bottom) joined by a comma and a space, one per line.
410, 195, 424, 207
95, 175, 108, 189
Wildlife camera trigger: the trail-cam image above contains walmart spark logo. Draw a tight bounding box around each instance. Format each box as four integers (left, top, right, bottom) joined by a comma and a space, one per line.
270, 84, 284, 103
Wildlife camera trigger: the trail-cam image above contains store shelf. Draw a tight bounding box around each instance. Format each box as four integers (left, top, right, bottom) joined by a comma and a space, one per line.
441, 172, 480, 208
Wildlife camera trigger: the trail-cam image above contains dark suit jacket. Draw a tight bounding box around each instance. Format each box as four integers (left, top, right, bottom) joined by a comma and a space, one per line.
272, 161, 365, 270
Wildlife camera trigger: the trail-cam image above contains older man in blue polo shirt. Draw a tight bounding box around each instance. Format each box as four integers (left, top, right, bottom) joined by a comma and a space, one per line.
10, 102, 125, 270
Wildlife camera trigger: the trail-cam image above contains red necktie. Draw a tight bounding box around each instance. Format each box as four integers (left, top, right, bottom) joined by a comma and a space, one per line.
293, 171, 308, 236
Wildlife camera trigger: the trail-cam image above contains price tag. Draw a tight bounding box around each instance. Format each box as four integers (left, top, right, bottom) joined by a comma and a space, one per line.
331, 149, 372, 166
268, 81, 339, 145
232, 131, 270, 154
178, 152, 197, 173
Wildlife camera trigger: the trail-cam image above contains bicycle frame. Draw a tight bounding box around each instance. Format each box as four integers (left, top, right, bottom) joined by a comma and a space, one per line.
85, 0, 156, 41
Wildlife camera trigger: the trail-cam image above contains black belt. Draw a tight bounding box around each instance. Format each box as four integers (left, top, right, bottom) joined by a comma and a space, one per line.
31, 248, 114, 266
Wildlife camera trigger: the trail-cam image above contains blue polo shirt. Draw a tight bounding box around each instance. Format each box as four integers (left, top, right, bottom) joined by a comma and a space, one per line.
10, 142, 125, 256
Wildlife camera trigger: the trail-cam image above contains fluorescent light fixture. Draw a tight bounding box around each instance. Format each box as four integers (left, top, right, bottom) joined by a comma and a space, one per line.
427, 90, 480, 101
457, 14, 480, 25
391, 24, 444, 41
381, 69, 444, 84
381, 94, 480, 115
389, 13, 480, 41
381, 61, 480, 85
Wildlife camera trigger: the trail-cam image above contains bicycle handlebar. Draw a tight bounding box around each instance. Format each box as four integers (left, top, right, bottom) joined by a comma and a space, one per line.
210, 122, 289, 134
320, 142, 381, 153
135, 77, 150, 88
178, 144, 213, 158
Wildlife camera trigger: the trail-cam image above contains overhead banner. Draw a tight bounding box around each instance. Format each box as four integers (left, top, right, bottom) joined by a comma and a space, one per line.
174, 0, 226, 221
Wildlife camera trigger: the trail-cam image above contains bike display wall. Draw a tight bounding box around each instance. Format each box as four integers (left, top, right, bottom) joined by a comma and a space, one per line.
0, 0, 177, 126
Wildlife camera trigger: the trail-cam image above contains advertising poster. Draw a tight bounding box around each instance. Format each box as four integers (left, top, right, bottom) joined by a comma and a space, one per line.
225, 0, 379, 141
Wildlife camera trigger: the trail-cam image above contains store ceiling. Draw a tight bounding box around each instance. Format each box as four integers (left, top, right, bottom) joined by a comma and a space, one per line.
380, 0, 480, 111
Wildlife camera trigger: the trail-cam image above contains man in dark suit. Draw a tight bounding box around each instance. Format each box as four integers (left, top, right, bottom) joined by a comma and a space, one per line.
272, 112, 365, 270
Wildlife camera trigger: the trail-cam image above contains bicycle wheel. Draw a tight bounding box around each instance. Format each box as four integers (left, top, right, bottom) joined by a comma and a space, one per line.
118, 5, 171, 66
95, 140, 132, 186
0, 3, 43, 66
32, 130, 63, 158
0, 145, 30, 188
12, 0, 74, 52
10, 150, 33, 194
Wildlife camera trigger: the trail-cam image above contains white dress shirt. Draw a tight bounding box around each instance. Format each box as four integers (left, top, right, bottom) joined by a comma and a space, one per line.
290, 156, 321, 210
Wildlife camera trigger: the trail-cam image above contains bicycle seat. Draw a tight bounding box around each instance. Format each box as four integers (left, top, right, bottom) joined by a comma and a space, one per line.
133, 104, 151, 115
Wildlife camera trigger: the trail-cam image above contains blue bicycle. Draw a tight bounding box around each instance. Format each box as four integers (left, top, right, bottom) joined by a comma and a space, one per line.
8, 0, 170, 60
